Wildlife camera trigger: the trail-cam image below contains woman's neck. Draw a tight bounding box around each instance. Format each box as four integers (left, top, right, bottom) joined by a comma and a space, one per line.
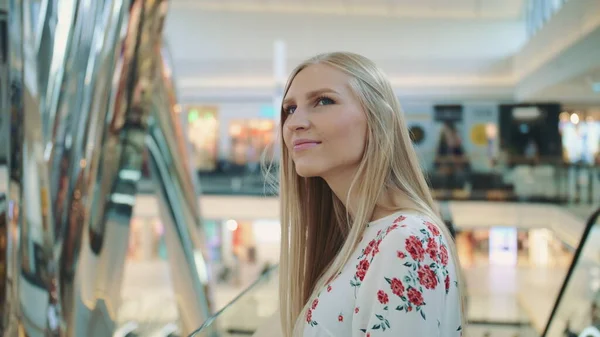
322, 168, 359, 214
323, 171, 418, 222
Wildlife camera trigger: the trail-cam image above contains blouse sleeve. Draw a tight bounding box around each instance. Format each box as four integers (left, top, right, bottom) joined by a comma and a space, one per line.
351, 220, 462, 337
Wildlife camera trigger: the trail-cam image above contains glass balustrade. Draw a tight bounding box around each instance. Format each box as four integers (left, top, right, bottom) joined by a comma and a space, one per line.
186, 209, 600, 337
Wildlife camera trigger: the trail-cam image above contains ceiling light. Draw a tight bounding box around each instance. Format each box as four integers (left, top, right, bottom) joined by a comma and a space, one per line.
570, 113, 580, 124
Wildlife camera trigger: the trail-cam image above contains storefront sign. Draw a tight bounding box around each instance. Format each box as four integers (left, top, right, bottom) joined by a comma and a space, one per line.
434, 105, 463, 122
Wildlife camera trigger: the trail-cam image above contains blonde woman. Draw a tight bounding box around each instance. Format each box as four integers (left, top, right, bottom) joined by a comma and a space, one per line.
263, 52, 464, 337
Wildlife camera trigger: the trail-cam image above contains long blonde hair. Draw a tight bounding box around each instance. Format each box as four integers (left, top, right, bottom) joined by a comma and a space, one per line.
275, 52, 464, 337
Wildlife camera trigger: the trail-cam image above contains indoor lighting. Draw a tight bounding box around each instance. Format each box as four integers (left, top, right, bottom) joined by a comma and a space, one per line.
225, 219, 238, 231
229, 124, 242, 136
188, 109, 200, 123
570, 113, 580, 124
559, 111, 570, 122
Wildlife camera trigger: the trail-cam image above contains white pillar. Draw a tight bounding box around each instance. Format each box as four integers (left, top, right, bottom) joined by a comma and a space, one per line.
273, 39, 286, 124
272, 39, 286, 161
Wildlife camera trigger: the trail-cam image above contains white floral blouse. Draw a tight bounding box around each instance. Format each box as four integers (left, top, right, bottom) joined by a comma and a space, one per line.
302, 212, 463, 337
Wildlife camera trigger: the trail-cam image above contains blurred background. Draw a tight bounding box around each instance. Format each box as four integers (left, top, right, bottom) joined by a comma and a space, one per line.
2, 0, 600, 337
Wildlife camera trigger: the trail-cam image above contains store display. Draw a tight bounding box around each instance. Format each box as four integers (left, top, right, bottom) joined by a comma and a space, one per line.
433, 105, 468, 169
560, 111, 600, 165
489, 227, 518, 266
499, 103, 562, 163
187, 105, 219, 171
455, 228, 572, 268
228, 119, 275, 169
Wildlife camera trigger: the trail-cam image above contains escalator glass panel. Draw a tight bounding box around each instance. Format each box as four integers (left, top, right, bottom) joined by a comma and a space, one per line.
190, 266, 279, 336
543, 208, 600, 337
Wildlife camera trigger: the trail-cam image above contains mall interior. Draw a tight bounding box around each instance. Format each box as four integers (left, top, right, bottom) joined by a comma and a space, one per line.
1, 0, 600, 336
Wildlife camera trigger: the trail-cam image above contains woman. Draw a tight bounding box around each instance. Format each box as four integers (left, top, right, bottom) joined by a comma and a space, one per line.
268, 52, 464, 337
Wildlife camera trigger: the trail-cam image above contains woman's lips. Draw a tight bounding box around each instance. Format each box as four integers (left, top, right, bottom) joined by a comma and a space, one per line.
293, 142, 320, 151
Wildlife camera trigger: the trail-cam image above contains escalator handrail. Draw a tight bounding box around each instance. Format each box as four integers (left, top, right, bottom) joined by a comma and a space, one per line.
188, 264, 279, 336
541, 206, 600, 337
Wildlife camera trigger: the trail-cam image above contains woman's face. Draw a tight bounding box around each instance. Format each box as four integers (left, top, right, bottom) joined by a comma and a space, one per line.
282, 63, 368, 179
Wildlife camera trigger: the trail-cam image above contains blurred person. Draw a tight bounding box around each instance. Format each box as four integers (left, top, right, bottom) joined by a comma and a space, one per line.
524, 138, 539, 165
434, 122, 470, 189
440, 122, 464, 158
259, 52, 464, 337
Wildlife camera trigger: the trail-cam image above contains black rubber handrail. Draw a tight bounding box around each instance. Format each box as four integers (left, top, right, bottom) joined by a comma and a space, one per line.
541, 206, 600, 337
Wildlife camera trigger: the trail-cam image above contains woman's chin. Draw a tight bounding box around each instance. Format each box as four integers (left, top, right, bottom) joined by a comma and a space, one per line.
294, 164, 321, 178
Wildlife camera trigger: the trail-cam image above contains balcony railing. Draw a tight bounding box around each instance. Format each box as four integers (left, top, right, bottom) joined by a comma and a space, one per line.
138, 155, 599, 205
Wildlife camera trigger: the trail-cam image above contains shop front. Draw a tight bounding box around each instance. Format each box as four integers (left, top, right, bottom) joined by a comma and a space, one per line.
186, 105, 219, 171
455, 227, 574, 269
126, 216, 280, 288
560, 109, 600, 165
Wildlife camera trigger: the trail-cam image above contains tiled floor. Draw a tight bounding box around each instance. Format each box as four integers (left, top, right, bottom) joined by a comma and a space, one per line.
118, 260, 267, 333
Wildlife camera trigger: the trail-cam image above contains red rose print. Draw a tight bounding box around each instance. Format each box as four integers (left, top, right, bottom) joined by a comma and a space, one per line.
327, 285, 332, 292
367, 333, 371, 337
306, 309, 312, 323
338, 314, 344, 322
394, 215, 406, 223
407, 288, 424, 306
397, 251, 406, 259
439, 244, 449, 266
373, 239, 382, 256
364, 240, 376, 256
390, 277, 405, 297
407, 306, 413, 312
311, 298, 319, 309
355, 307, 359, 314
425, 221, 440, 236
377, 290, 389, 304
386, 223, 399, 234
417, 265, 438, 289
356, 259, 370, 281
356, 270, 366, 281
426, 237, 439, 261
405, 235, 425, 261
377, 229, 382, 236
445, 274, 450, 293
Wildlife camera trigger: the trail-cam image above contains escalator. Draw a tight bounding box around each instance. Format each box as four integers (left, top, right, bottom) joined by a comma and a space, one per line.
189, 265, 279, 337
187, 208, 600, 337
542, 207, 600, 337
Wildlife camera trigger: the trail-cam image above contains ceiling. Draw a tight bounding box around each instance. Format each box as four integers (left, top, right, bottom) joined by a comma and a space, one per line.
171, 0, 526, 20
534, 67, 600, 104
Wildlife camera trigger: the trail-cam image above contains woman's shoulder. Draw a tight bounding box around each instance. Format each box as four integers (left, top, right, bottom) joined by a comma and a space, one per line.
363, 212, 453, 268
367, 212, 445, 241
352, 212, 463, 336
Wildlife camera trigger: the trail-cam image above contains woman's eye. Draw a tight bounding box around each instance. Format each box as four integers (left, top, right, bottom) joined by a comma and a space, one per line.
316, 97, 335, 106
284, 105, 297, 114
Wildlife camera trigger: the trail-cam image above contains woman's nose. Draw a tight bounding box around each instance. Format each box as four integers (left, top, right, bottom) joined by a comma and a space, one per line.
286, 110, 310, 131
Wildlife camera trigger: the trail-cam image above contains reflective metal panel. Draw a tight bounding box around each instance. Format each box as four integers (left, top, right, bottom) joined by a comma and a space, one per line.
64, 1, 170, 336
0, 3, 10, 334
145, 47, 212, 335
3, 0, 212, 336
5, 0, 62, 335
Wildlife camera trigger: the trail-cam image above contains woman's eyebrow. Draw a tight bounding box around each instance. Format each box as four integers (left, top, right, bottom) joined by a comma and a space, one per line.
283, 88, 339, 106
305, 88, 339, 100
